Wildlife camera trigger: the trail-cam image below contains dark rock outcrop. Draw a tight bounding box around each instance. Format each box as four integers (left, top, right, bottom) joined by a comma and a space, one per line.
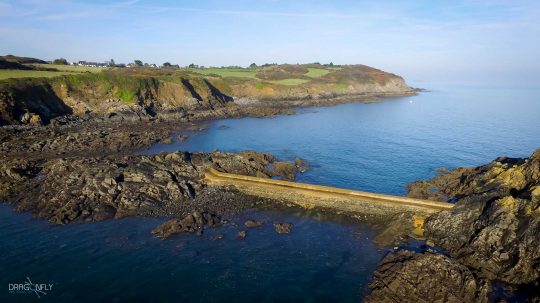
0, 150, 297, 224
409, 149, 540, 285
365, 250, 490, 303
237, 230, 247, 238
367, 149, 540, 302
152, 211, 221, 239
273, 222, 292, 234
244, 219, 264, 228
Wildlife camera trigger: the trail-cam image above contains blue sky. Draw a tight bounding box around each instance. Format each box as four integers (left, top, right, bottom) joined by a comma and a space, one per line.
1, 0, 539, 85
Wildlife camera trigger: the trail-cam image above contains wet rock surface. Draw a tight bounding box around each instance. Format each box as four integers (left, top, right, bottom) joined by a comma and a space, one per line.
366, 149, 540, 302
0, 150, 298, 225
0, 118, 181, 160
152, 211, 221, 239
273, 222, 292, 234
410, 149, 540, 285
244, 219, 264, 228
365, 250, 490, 303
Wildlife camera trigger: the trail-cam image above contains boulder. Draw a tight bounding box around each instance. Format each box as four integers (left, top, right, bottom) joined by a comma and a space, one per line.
273, 222, 292, 234
244, 219, 264, 228
365, 250, 490, 303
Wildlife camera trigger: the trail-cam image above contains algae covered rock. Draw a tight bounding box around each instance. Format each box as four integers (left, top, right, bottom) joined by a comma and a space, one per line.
408, 148, 540, 285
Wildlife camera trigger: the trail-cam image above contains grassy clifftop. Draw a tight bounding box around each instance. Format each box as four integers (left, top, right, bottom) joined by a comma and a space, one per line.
0, 63, 415, 125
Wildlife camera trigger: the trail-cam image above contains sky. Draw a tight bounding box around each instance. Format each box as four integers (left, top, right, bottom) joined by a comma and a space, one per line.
0, 0, 539, 85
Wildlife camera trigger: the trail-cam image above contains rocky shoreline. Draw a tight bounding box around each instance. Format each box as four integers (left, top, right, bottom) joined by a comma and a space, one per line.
365, 149, 540, 302
0, 149, 304, 223
1, 80, 538, 301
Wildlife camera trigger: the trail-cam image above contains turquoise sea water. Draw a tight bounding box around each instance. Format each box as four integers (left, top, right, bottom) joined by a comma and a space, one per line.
2, 84, 540, 302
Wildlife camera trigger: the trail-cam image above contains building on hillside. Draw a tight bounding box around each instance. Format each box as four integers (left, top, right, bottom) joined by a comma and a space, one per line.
75, 61, 108, 67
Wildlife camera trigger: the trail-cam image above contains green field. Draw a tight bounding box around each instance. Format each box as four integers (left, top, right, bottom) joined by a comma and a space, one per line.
270, 78, 310, 86
305, 68, 330, 78
333, 82, 349, 90
0, 69, 79, 80
189, 68, 257, 78
32, 64, 107, 73
0, 64, 107, 80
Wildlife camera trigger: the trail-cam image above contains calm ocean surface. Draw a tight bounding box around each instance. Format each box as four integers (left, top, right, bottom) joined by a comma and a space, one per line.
148, 83, 540, 194
2, 84, 539, 302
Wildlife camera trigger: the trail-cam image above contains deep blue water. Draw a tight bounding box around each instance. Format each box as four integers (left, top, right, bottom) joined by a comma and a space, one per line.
146, 84, 540, 195
2, 84, 540, 302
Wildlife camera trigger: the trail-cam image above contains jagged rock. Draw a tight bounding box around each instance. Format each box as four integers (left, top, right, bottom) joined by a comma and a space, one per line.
244, 219, 264, 228
0, 150, 292, 224
151, 211, 221, 239
408, 149, 540, 286
273, 222, 292, 234
294, 157, 310, 173
372, 212, 423, 246
19, 112, 43, 125
270, 162, 297, 181
365, 250, 490, 303
237, 230, 247, 239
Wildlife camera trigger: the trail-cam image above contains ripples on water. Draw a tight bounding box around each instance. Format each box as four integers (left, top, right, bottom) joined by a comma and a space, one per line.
147, 84, 540, 195
2, 84, 540, 302
0, 205, 385, 302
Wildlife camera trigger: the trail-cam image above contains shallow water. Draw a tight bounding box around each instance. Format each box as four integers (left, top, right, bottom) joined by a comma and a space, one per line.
3, 84, 540, 302
0, 204, 386, 302
146, 84, 540, 195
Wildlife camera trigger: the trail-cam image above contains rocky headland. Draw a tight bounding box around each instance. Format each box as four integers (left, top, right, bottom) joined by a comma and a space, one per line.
365, 149, 540, 302
0, 61, 415, 230
4, 58, 538, 301
0, 63, 416, 126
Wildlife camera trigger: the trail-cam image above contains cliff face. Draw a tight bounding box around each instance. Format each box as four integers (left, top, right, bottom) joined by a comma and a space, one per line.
0, 74, 234, 125
0, 64, 415, 126
409, 149, 540, 285
365, 149, 540, 302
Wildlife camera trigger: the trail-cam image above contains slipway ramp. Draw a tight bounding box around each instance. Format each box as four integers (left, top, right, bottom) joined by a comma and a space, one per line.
204, 168, 453, 216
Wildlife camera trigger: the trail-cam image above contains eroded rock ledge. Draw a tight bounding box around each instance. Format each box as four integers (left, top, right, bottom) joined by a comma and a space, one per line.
365, 149, 540, 302
0, 150, 298, 224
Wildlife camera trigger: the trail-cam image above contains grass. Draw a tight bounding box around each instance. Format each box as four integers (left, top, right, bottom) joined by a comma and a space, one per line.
305, 68, 330, 78
255, 82, 265, 89
333, 82, 349, 90
0, 64, 107, 80
0, 69, 78, 80
33, 64, 107, 73
114, 89, 136, 102
189, 68, 257, 78
269, 78, 310, 86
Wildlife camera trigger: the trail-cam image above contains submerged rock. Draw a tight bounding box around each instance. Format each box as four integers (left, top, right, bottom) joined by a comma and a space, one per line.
210, 234, 224, 241
273, 222, 292, 234
152, 211, 221, 239
372, 212, 425, 246
244, 219, 264, 228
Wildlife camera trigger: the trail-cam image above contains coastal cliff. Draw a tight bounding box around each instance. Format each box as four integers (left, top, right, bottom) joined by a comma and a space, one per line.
0, 64, 415, 126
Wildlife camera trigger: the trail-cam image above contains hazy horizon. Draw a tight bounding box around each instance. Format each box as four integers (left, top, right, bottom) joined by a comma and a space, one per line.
1, 0, 539, 86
